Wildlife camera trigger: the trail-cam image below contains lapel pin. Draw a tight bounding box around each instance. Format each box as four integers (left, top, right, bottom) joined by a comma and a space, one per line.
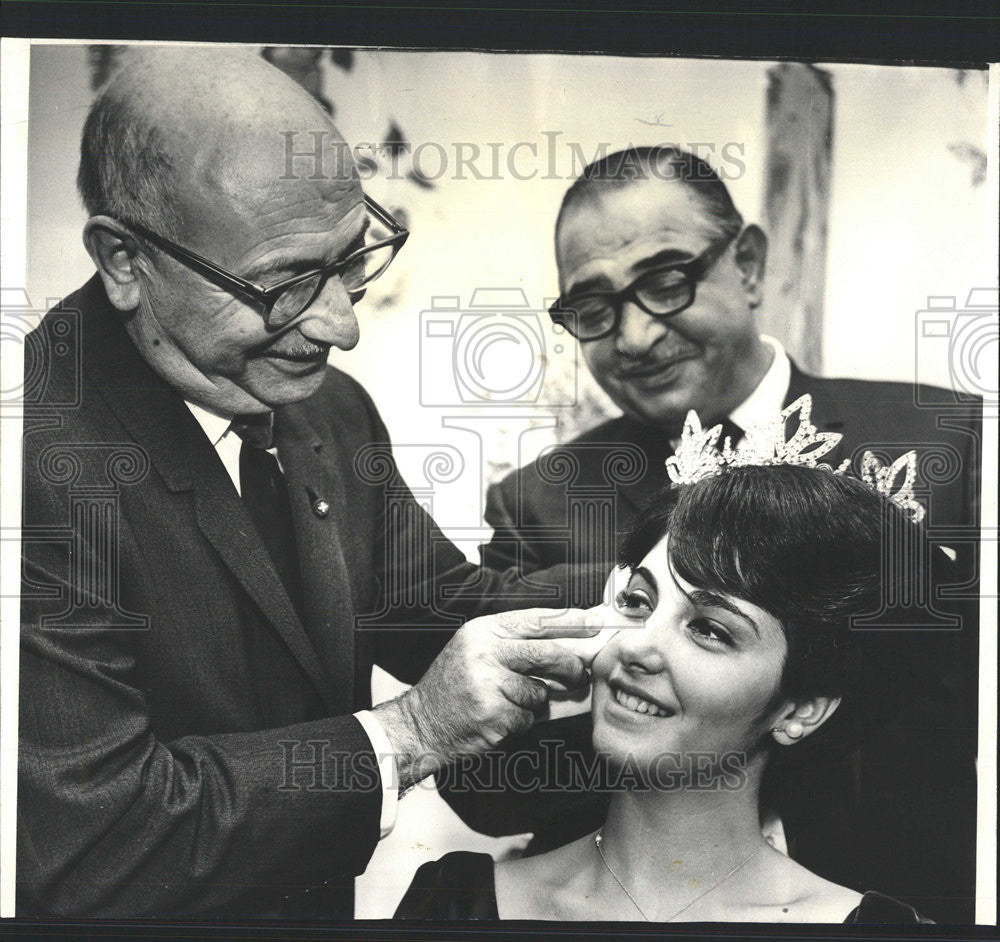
312, 498, 330, 518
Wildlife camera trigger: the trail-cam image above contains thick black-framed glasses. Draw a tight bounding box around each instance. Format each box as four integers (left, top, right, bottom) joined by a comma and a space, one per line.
549, 230, 738, 342
124, 195, 409, 329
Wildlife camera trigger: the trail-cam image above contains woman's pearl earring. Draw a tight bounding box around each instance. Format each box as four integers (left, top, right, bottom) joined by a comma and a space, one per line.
773, 721, 804, 740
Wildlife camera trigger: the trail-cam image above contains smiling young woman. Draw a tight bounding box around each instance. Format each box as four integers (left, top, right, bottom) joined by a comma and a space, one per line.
397, 463, 942, 923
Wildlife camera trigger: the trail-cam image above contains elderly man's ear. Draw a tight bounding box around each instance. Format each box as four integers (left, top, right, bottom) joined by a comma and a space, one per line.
83, 216, 144, 312
733, 224, 767, 311
771, 696, 841, 747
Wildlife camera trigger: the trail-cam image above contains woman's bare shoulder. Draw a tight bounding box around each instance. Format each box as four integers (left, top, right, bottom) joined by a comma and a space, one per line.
748, 852, 863, 922
495, 834, 598, 920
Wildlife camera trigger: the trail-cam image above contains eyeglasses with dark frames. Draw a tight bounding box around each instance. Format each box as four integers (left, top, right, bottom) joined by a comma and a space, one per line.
123, 195, 409, 329
548, 230, 738, 342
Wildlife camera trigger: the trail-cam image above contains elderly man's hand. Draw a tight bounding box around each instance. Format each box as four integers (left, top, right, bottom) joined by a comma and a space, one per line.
372, 608, 602, 790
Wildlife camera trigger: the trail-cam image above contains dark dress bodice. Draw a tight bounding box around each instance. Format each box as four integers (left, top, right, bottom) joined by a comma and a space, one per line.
395, 851, 934, 923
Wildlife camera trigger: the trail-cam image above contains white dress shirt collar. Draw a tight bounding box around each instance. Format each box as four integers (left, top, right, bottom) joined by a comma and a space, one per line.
728, 334, 792, 432
183, 400, 243, 494
184, 399, 234, 447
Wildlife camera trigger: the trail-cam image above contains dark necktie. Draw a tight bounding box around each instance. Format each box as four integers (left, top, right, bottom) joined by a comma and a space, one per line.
231, 414, 305, 621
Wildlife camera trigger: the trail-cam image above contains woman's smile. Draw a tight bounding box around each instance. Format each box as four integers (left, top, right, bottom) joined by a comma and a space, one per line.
606, 675, 675, 718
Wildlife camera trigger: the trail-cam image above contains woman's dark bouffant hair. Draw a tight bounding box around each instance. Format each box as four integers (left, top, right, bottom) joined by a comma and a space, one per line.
618, 464, 941, 758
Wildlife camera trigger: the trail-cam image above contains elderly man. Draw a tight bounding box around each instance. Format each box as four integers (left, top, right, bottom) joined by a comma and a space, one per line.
18, 48, 599, 918
473, 147, 981, 922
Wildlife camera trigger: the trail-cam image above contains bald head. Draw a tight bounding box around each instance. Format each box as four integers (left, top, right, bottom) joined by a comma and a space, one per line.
78, 47, 358, 239
78, 47, 373, 415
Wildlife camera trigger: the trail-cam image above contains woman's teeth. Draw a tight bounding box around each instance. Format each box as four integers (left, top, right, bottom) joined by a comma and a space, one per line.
613, 687, 671, 717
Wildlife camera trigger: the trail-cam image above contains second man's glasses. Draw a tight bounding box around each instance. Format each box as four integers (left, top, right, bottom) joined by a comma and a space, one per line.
549, 230, 738, 342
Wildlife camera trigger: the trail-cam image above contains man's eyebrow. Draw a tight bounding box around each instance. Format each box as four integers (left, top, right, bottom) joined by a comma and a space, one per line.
564, 274, 610, 297
353, 215, 372, 242
565, 248, 695, 296
248, 217, 371, 282
631, 247, 695, 274
687, 589, 760, 637
340, 221, 369, 254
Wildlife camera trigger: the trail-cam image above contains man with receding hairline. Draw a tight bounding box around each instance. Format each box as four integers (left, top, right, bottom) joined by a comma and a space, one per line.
474, 146, 980, 922
18, 47, 599, 918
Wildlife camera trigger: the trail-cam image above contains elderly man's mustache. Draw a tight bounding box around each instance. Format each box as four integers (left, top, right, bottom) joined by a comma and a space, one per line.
252, 333, 330, 360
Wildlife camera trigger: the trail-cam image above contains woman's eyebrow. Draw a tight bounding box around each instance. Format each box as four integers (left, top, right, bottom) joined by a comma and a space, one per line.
663, 555, 759, 636
687, 589, 760, 637
629, 566, 658, 591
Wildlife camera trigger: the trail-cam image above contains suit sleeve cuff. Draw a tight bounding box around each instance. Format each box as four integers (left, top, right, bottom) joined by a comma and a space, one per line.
353, 709, 398, 840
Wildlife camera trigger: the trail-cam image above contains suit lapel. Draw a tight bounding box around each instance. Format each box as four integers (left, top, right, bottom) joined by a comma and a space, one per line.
81, 279, 338, 711
274, 405, 357, 712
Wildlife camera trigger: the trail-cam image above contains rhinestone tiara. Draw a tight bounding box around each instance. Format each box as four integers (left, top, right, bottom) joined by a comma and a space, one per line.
664, 394, 926, 523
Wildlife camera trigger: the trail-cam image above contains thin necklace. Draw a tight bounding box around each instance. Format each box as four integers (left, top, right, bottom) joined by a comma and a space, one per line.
594, 828, 763, 922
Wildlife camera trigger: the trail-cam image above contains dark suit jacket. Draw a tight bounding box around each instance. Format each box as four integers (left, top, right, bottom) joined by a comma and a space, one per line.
466, 362, 982, 922
17, 277, 578, 918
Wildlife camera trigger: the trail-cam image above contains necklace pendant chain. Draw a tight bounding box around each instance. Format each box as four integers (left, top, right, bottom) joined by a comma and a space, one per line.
594, 829, 763, 922
594, 830, 650, 921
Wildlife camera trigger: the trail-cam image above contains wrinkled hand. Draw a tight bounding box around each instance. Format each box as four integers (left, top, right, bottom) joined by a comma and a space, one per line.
373, 608, 601, 789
